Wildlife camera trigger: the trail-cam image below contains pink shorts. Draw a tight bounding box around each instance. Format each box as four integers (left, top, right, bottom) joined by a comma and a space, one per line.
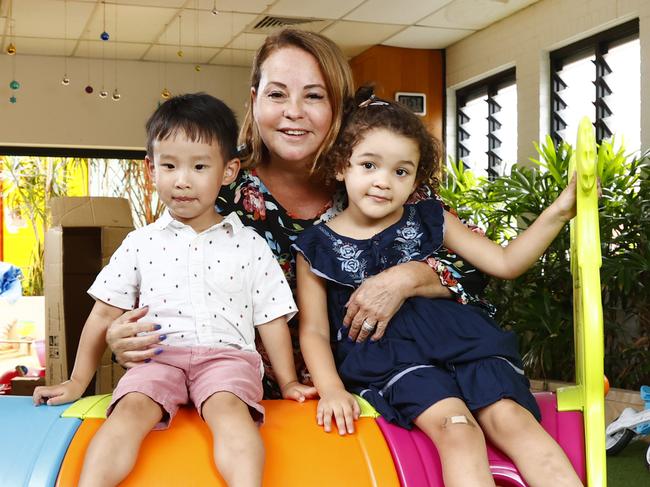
107, 346, 264, 430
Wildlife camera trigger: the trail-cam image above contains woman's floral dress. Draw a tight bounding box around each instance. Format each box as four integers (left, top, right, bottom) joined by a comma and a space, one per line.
218, 168, 492, 398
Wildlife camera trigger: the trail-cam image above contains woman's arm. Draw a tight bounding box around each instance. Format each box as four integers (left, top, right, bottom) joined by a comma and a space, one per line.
344, 260, 451, 342
296, 254, 360, 435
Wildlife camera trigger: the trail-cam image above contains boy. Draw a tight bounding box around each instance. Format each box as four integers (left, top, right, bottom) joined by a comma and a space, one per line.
33, 93, 314, 487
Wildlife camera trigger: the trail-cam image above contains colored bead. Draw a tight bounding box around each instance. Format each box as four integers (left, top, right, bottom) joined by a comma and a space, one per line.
100, 31, 110, 41
112, 89, 121, 101
6, 43, 16, 55
99, 90, 108, 99
161, 88, 171, 99
9, 96, 16, 103
61, 76, 70, 86
194, 65, 201, 72
85, 85, 94, 94
9, 80, 20, 90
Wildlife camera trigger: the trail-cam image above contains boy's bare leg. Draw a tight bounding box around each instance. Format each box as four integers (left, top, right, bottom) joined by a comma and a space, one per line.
477, 399, 583, 487
78, 392, 163, 487
202, 391, 264, 487
415, 397, 496, 487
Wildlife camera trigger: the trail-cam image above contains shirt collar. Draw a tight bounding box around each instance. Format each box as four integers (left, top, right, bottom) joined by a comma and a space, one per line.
152, 209, 244, 234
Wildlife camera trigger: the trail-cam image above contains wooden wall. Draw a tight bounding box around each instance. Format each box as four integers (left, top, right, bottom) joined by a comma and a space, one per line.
350, 46, 445, 141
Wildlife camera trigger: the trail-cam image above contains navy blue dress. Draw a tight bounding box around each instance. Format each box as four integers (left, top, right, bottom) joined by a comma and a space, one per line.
293, 199, 540, 428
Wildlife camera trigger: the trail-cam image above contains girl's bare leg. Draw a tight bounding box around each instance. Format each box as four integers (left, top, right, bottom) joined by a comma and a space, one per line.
414, 397, 495, 487
477, 399, 583, 487
202, 391, 264, 487
78, 392, 163, 487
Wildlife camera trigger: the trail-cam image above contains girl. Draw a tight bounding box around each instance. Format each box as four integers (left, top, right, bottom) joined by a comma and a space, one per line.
294, 88, 583, 487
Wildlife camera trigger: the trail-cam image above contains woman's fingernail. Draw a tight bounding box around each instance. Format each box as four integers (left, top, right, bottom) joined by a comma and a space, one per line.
159, 334, 167, 341
154, 348, 164, 355
144, 358, 152, 363
153, 324, 162, 330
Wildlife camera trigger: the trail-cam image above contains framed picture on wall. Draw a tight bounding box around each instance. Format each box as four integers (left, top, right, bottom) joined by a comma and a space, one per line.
395, 92, 426, 116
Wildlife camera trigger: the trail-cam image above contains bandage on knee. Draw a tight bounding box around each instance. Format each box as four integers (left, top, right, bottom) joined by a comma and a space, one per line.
442, 415, 473, 427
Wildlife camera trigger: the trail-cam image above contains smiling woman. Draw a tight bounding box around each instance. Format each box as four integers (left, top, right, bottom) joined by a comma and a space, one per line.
251, 46, 333, 174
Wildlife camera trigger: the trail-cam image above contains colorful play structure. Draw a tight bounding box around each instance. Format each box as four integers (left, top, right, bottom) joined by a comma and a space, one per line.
0, 118, 606, 486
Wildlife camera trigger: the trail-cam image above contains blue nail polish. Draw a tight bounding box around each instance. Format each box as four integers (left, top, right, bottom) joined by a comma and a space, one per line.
144, 358, 152, 363
153, 324, 162, 331
159, 334, 167, 341
154, 348, 164, 355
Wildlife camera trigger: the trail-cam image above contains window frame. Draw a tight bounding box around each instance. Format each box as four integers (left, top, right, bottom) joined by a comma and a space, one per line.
549, 18, 639, 145
456, 67, 516, 179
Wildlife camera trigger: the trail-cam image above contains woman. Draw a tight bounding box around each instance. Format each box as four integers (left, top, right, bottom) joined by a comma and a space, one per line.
106, 29, 489, 398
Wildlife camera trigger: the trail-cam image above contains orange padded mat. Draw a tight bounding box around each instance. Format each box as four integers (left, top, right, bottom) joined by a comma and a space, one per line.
56, 399, 399, 486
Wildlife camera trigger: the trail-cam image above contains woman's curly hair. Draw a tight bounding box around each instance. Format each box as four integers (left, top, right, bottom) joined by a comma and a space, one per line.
323, 86, 442, 192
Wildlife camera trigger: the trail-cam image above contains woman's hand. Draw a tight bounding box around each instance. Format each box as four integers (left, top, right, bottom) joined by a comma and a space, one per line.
33, 378, 85, 406
316, 387, 360, 435
343, 270, 406, 342
344, 261, 452, 342
106, 306, 164, 368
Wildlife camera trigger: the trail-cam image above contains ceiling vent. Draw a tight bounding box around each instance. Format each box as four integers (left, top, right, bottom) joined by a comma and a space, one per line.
247, 15, 329, 34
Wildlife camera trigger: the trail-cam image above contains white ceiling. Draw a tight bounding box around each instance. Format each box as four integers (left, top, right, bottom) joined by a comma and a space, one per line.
0, 0, 538, 67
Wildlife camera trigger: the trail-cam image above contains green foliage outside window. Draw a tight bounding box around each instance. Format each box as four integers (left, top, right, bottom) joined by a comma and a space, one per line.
440, 138, 649, 390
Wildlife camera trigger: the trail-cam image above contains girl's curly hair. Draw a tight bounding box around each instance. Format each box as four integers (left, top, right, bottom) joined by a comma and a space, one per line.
323, 86, 442, 191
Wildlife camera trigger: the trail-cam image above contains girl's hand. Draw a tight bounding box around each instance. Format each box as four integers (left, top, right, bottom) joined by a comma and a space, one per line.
552, 173, 578, 222
280, 380, 318, 403
343, 269, 407, 342
317, 388, 361, 435
33, 378, 85, 406
106, 306, 164, 368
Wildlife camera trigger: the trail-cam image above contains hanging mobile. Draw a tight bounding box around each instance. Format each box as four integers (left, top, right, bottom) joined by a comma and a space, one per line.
177, 14, 183, 58
7, 1, 18, 102
111, 1, 121, 101
100, 2, 110, 41
61, 0, 70, 86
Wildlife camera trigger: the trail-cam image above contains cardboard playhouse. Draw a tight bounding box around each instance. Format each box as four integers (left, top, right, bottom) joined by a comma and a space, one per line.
44, 197, 134, 395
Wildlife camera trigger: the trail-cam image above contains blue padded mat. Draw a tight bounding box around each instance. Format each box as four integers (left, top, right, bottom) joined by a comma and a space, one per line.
0, 396, 81, 487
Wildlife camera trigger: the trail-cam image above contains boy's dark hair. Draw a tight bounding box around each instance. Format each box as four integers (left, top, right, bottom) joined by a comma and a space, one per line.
145, 92, 238, 161
325, 86, 442, 191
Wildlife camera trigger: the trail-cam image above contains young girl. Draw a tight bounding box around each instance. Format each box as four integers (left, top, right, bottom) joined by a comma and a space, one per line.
294, 88, 583, 487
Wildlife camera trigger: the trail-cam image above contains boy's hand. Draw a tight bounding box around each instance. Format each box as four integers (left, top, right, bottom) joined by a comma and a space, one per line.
33, 379, 85, 406
317, 388, 360, 435
280, 380, 318, 403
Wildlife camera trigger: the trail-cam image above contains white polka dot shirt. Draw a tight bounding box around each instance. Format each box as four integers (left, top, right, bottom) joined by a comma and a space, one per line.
88, 210, 297, 352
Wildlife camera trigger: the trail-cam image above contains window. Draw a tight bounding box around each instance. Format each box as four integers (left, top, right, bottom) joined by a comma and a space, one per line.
88, 158, 163, 228
456, 68, 517, 179
550, 19, 640, 152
